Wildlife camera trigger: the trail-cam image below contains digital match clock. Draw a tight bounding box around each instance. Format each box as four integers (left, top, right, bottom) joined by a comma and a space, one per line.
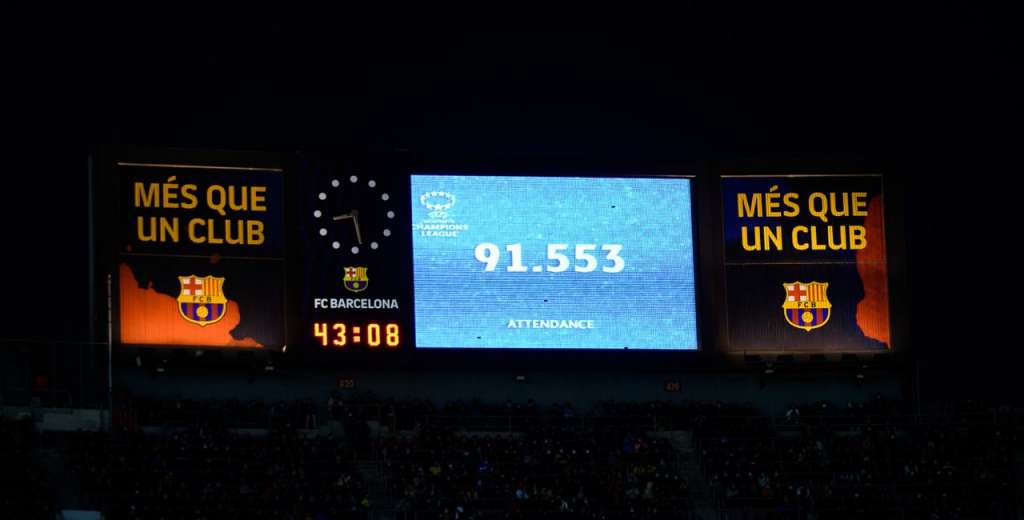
313, 322, 402, 348
304, 158, 411, 357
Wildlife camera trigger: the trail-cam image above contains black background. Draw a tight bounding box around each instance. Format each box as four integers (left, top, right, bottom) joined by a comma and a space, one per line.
2, 5, 1008, 402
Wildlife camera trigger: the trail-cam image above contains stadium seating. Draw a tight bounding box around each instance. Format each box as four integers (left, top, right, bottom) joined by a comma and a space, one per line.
0, 416, 55, 520
2, 396, 1019, 518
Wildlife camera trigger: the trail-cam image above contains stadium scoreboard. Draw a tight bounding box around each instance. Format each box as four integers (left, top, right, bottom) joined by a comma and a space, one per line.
300, 168, 698, 352
106, 152, 894, 356
409, 175, 697, 350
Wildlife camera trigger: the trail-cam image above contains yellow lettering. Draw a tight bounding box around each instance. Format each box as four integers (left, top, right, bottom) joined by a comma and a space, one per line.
159, 217, 179, 243
810, 226, 826, 250
792, 226, 809, 250
161, 176, 179, 209
764, 226, 783, 251
224, 218, 245, 245
783, 192, 800, 217
250, 186, 267, 211
741, 226, 760, 251
827, 225, 846, 250
189, 218, 265, 245
206, 218, 224, 244
134, 183, 159, 208
180, 184, 198, 209
226, 185, 248, 212
247, 220, 265, 245
737, 193, 762, 218
741, 226, 784, 251
137, 216, 157, 242
808, 192, 828, 223
852, 192, 869, 216
188, 218, 206, 243
765, 185, 782, 217
849, 225, 867, 249
829, 192, 849, 218
207, 185, 227, 216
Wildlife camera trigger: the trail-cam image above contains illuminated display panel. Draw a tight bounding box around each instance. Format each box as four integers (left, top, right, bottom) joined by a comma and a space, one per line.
411, 175, 698, 350
116, 162, 285, 348
301, 157, 411, 351
312, 322, 401, 348
721, 175, 890, 352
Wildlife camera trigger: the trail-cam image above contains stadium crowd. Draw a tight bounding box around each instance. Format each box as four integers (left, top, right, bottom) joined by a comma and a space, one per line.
63, 423, 369, 519
2, 394, 1020, 519
382, 424, 691, 519
697, 398, 1020, 519
0, 416, 55, 520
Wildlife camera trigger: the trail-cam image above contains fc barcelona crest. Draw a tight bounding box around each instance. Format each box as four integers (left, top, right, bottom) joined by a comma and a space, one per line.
343, 266, 369, 293
177, 275, 227, 327
782, 281, 831, 332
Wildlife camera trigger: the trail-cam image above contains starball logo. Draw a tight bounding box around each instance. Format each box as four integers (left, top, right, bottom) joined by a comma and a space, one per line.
414, 191, 468, 238
421, 191, 455, 219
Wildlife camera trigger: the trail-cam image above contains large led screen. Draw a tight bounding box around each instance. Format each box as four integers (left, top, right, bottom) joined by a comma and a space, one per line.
300, 157, 412, 352
411, 175, 698, 349
117, 163, 285, 348
721, 175, 889, 352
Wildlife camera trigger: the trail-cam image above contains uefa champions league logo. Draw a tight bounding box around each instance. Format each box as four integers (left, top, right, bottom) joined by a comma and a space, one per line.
420, 191, 455, 220
415, 191, 467, 238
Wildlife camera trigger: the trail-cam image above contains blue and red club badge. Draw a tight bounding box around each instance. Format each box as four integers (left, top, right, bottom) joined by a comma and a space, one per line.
782, 281, 831, 331
177, 275, 227, 326
343, 266, 369, 293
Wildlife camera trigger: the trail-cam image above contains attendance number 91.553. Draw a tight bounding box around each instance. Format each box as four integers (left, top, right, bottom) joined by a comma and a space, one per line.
474, 243, 624, 273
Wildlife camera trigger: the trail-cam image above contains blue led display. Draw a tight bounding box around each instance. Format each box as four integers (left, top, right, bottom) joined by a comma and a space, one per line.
411, 175, 698, 349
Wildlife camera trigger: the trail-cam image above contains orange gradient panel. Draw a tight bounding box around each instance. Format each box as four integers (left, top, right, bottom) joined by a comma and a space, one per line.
855, 195, 890, 348
119, 263, 262, 348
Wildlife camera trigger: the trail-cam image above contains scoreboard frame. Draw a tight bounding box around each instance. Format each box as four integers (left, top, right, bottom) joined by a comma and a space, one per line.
290, 160, 711, 371
94, 146, 289, 354
94, 147, 909, 371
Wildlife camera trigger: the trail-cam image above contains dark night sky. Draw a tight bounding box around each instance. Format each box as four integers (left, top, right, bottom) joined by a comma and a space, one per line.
3, 6, 1008, 398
